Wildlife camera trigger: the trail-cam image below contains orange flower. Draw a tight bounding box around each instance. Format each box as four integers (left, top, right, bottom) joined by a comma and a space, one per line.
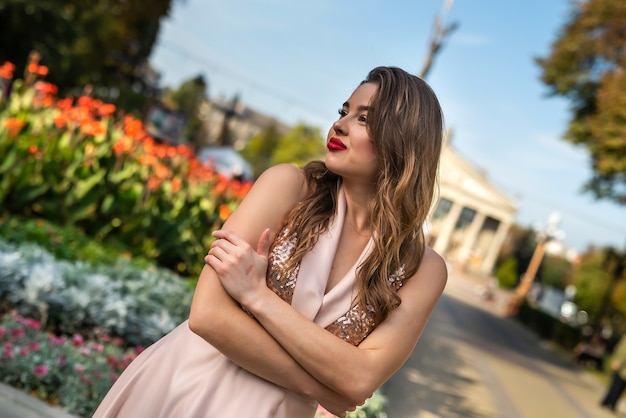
27, 144, 42, 159
56, 98, 73, 110
0, 61, 15, 79
98, 103, 116, 117
35, 81, 58, 95
124, 116, 145, 140
54, 114, 68, 129
27, 62, 39, 73
154, 163, 171, 179
77, 96, 95, 109
147, 178, 161, 191
80, 120, 106, 136
138, 154, 157, 166
218, 204, 232, 221
37, 65, 48, 76
113, 137, 133, 155
171, 177, 182, 193
3, 117, 24, 137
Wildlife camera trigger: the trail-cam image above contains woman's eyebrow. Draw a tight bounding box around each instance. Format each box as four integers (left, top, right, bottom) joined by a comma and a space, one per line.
342, 102, 370, 112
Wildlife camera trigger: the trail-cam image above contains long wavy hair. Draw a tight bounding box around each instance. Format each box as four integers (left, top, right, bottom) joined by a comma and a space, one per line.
274, 66, 444, 325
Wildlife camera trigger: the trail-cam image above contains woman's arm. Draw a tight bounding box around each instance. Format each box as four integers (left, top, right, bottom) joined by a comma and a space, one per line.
188, 164, 355, 415
211, 236, 448, 406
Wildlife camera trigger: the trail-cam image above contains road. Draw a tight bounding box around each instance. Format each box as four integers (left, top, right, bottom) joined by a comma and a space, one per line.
381, 270, 624, 418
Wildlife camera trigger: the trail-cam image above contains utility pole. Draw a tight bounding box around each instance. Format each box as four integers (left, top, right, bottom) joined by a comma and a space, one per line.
215, 94, 242, 147
419, 0, 459, 80
505, 212, 562, 316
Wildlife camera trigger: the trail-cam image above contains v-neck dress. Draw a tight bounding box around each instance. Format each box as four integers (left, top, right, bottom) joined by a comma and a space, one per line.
92, 188, 405, 418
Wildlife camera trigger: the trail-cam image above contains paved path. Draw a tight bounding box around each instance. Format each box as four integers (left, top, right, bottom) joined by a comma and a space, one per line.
0, 382, 75, 418
382, 268, 624, 418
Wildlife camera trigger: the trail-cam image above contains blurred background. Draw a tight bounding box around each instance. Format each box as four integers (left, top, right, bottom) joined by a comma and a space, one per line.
1, 0, 625, 417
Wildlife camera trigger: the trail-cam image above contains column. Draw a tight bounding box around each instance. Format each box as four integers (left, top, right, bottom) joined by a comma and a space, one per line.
457, 212, 486, 266
433, 201, 463, 255
481, 220, 510, 274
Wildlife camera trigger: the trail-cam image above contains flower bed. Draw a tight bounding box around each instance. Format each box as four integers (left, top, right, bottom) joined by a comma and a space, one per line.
0, 312, 141, 417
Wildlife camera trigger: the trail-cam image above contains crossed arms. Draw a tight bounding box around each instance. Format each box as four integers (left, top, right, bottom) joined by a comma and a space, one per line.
188, 164, 447, 416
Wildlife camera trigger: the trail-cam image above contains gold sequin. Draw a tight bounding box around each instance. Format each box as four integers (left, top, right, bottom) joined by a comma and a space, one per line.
267, 228, 405, 346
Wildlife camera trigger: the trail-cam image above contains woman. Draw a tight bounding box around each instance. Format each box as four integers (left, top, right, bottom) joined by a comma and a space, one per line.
94, 66, 447, 418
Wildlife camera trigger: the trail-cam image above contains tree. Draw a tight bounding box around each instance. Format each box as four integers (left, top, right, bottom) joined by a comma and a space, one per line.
162, 75, 208, 148
572, 248, 616, 324
536, 0, 626, 204
241, 123, 282, 176
272, 124, 326, 168
241, 123, 326, 176
539, 254, 573, 290
0, 0, 177, 111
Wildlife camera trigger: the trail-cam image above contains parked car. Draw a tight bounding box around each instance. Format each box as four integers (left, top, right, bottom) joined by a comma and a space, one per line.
197, 146, 255, 181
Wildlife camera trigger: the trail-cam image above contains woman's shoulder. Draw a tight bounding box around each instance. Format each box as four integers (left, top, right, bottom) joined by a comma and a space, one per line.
256, 164, 307, 193
407, 245, 448, 287
234, 164, 307, 220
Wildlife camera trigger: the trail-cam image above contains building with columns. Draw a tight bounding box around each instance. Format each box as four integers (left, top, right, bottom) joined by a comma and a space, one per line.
428, 145, 518, 275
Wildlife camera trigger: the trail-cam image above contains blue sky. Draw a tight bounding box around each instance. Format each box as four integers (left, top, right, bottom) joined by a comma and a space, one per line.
150, 0, 626, 252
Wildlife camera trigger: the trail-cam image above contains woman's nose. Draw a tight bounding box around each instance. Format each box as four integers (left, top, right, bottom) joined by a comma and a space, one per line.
332, 119, 347, 135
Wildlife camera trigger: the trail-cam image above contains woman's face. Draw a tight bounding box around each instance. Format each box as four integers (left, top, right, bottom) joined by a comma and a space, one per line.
325, 82, 378, 183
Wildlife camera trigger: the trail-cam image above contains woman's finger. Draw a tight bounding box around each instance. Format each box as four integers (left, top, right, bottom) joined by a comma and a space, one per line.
212, 229, 248, 246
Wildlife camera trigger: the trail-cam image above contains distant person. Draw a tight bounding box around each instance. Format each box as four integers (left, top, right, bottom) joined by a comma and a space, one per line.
93, 66, 448, 417
571, 332, 606, 371
601, 334, 626, 412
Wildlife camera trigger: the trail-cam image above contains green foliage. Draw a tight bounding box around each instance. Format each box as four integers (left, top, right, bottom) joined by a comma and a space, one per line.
242, 123, 326, 175
536, 0, 626, 204
516, 302, 582, 350
539, 255, 573, 290
273, 123, 326, 167
241, 123, 282, 175
495, 257, 518, 289
572, 249, 613, 320
0, 215, 151, 268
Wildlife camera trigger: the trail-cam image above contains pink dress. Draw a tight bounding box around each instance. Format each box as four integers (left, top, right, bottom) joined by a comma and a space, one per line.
93, 189, 404, 418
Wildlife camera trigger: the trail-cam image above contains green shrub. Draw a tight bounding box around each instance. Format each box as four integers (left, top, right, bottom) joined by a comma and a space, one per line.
495, 257, 518, 289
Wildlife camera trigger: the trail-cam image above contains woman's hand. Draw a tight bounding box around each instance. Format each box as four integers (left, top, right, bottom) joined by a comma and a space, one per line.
205, 228, 272, 308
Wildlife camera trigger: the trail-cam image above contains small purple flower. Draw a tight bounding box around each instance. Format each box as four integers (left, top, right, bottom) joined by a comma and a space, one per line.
74, 364, 85, 373
10, 328, 25, 339
49, 335, 66, 347
27, 341, 40, 351
19, 318, 41, 330
2, 342, 14, 359
71, 334, 84, 347
0, 326, 6, 339
34, 364, 49, 377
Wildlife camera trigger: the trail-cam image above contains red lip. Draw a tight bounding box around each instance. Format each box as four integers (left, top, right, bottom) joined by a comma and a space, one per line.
327, 137, 347, 151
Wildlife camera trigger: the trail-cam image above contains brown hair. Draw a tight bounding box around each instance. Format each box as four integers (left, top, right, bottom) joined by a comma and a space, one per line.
275, 66, 444, 324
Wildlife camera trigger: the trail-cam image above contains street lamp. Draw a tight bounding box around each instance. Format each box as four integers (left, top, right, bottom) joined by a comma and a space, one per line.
505, 212, 563, 316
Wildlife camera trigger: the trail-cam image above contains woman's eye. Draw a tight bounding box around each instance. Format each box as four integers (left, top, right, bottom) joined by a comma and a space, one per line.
337, 109, 348, 118
358, 115, 368, 123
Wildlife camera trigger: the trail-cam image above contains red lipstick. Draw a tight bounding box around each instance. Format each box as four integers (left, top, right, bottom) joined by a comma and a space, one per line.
327, 137, 347, 151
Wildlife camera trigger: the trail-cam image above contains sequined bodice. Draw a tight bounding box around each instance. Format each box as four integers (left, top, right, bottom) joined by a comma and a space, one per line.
266, 228, 405, 346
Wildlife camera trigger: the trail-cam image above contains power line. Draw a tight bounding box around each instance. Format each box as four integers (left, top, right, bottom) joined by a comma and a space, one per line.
155, 40, 330, 124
